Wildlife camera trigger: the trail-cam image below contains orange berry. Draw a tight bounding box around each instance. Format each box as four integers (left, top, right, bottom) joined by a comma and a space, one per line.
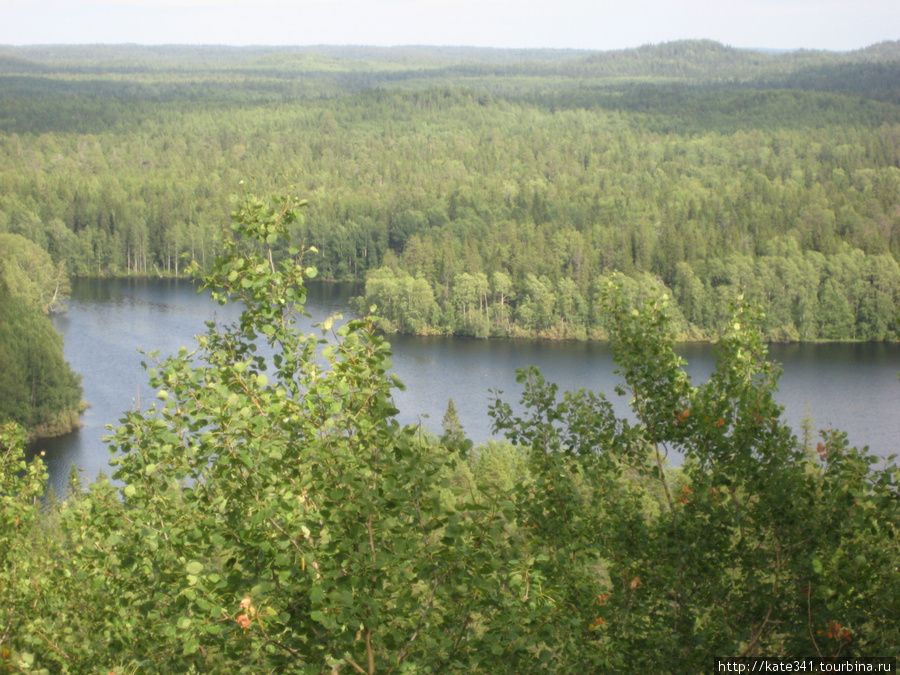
237, 614, 251, 629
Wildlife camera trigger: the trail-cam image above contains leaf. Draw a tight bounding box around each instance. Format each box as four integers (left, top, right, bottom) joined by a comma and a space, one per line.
185, 561, 204, 575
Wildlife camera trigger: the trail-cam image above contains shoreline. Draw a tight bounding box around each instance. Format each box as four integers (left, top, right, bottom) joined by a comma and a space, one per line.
24, 403, 88, 444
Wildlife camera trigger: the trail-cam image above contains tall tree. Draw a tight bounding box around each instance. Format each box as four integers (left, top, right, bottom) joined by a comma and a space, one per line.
441, 397, 466, 447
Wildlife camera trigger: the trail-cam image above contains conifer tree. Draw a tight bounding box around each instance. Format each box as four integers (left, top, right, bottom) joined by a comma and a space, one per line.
441, 396, 466, 446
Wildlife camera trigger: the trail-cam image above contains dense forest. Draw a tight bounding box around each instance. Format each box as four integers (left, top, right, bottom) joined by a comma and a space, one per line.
1, 41, 900, 340
0, 233, 82, 438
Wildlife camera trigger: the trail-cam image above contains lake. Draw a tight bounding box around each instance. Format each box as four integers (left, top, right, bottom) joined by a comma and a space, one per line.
33, 277, 900, 495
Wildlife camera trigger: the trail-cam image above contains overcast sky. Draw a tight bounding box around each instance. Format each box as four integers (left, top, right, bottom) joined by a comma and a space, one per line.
1, 0, 897, 52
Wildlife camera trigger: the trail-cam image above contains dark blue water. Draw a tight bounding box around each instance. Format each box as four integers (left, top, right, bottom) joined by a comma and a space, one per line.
33, 278, 900, 495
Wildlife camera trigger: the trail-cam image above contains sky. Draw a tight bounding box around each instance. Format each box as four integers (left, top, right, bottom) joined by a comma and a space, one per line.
1, 0, 898, 52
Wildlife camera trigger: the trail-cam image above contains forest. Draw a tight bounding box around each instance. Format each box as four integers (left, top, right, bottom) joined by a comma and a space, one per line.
0, 232, 82, 438
1, 40, 900, 344
2, 41, 900, 673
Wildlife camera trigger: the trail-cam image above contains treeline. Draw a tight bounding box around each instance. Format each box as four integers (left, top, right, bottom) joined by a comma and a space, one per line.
1, 42, 900, 340
360, 245, 900, 341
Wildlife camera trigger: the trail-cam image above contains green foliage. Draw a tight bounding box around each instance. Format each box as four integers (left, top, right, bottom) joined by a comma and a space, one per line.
1, 44, 899, 341
0, 287, 82, 437
440, 397, 466, 448
0, 423, 126, 675
0, 231, 81, 438
0, 423, 48, 673
489, 281, 900, 669
0, 191, 555, 673
0, 233, 69, 314
1, 190, 898, 673
364, 246, 900, 341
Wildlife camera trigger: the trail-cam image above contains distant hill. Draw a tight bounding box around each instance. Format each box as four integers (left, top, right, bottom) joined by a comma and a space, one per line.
3, 39, 900, 127
1, 40, 896, 79
0, 52, 47, 74
847, 40, 900, 61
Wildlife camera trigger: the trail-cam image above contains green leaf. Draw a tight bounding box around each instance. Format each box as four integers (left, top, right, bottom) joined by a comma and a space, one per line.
186, 561, 204, 575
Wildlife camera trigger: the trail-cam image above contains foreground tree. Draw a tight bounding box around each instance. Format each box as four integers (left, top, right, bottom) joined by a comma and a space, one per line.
17, 191, 550, 674
490, 285, 900, 669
